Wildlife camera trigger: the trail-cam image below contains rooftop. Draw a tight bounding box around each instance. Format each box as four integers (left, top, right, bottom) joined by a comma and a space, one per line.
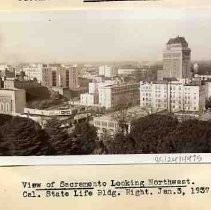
0, 88, 22, 91
167, 36, 188, 47
94, 106, 149, 122
100, 82, 139, 88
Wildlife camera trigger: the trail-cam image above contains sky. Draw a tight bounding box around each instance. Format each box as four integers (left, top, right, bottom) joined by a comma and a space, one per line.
0, 8, 211, 63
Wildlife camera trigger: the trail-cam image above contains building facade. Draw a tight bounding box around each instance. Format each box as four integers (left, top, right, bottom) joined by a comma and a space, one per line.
194, 74, 211, 81
80, 93, 99, 106
140, 80, 206, 113
23, 64, 49, 83
0, 88, 26, 114
161, 36, 191, 80
99, 65, 118, 78
4, 78, 40, 89
42, 65, 79, 90
93, 106, 148, 138
98, 83, 140, 109
93, 115, 119, 138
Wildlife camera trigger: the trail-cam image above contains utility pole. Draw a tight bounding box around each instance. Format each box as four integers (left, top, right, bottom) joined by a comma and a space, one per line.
169, 80, 172, 114
166, 79, 172, 114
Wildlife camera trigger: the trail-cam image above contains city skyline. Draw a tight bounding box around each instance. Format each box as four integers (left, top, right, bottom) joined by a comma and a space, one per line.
0, 8, 211, 63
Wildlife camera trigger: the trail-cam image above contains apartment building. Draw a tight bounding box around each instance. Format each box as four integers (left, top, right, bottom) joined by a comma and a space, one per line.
22, 64, 49, 83
140, 79, 206, 113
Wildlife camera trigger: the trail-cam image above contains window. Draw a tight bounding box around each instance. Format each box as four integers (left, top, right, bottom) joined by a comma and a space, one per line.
52, 71, 57, 86
0, 102, 4, 111
102, 122, 107, 127
108, 122, 114, 128
5, 103, 10, 112
66, 70, 69, 87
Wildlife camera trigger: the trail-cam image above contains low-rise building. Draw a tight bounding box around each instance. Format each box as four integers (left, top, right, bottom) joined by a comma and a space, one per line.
194, 74, 211, 81
80, 93, 99, 106
93, 106, 148, 138
0, 88, 26, 114
4, 78, 40, 89
118, 68, 137, 76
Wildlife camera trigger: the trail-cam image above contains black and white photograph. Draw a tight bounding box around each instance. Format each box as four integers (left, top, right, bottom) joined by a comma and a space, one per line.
0, 8, 211, 155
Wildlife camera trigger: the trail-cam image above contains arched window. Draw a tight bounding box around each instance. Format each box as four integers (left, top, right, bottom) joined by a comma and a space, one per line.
6, 103, 10, 112
0, 102, 4, 111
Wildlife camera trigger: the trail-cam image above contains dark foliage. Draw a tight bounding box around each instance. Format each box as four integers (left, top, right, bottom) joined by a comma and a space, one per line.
26, 86, 50, 102
129, 114, 179, 153
1, 112, 211, 155
168, 120, 211, 153
205, 97, 211, 109
103, 114, 211, 154
71, 121, 97, 155
44, 118, 74, 155
0, 115, 97, 156
104, 133, 136, 154
26, 88, 67, 109
45, 119, 97, 155
0, 115, 53, 155
0, 114, 13, 127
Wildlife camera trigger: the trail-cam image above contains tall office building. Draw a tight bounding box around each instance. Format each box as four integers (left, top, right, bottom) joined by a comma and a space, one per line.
162, 36, 191, 80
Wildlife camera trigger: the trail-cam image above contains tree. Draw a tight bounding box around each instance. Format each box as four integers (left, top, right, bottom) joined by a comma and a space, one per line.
129, 114, 178, 153
104, 113, 179, 154
168, 120, 211, 153
44, 118, 73, 155
0, 116, 53, 155
205, 97, 211, 109
44, 119, 97, 155
112, 95, 135, 135
105, 114, 211, 154
104, 132, 136, 154
71, 121, 97, 154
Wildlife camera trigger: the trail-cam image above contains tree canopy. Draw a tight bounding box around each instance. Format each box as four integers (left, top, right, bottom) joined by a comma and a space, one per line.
0, 115, 97, 155
44, 119, 97, 155
103, 114, 211, 154
0, 115, 52, 155
1, 112, 211, 155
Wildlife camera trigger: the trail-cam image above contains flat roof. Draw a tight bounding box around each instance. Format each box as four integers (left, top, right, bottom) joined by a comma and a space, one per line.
100, 82, 139, 88
94, 106, 148, 121
0, 88, 23, 91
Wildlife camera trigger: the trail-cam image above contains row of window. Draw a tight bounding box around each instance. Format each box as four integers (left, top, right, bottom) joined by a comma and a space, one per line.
141, 103, 198, 111
94, 120, 117, 128
0, 102, 12, 112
